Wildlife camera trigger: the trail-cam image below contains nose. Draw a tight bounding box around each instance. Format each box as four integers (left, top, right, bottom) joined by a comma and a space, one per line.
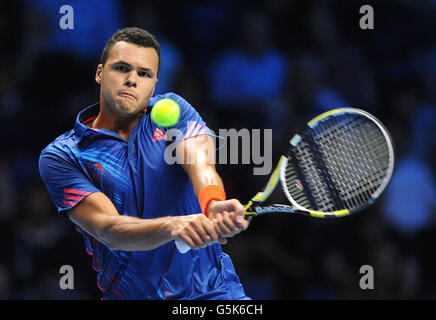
125, 72, 137, 88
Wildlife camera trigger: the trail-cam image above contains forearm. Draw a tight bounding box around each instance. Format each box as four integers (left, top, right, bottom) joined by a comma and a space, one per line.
177, 135, 250, 242
99, 215, 175, 251
69, 192, 218, 252
178, 135, 248, 233
178, 135, 224, 197
189, 164, 224, 197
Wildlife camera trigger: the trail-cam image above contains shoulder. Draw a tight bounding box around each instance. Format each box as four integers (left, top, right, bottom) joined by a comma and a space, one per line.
146, 92, 207, 135
149, 92, 195, 112
40, 129, 77, 164
39, 128, 86, 185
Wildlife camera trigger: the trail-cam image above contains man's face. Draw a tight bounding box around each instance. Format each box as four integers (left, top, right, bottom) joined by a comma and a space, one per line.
95, 41, 159, 119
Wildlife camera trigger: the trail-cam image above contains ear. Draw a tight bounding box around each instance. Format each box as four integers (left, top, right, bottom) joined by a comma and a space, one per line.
149, 78, 157, 98
151, 78, 158, 96
95, 64, 103, 84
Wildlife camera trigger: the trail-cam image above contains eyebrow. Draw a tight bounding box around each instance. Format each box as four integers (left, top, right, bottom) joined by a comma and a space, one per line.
112, 60, 154, 75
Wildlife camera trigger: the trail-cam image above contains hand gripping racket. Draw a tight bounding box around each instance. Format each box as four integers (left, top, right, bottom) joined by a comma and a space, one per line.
176, 108, 395, 253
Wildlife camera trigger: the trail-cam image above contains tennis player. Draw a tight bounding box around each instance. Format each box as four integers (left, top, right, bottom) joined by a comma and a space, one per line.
39, 27, 250, 299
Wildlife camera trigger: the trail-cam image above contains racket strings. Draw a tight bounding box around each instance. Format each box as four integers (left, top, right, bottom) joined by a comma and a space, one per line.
284, 162, 315, 210
286, 142, 338, 212
284, 113, 391, 213
314, 115, 390, 202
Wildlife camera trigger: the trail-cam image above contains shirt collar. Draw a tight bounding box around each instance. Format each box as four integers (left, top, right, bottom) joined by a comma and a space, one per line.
74, 102, 101, 141
73, 102, 147, 143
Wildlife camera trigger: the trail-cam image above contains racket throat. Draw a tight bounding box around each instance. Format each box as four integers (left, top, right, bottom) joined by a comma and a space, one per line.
244, 200, 257, 217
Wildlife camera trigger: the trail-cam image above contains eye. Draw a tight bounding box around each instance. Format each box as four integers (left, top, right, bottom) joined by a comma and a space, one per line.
115, 65, 128, 72
139, 71, 152, 78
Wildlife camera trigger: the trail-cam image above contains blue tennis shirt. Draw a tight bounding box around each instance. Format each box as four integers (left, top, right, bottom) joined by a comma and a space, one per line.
39, 92, 247, 300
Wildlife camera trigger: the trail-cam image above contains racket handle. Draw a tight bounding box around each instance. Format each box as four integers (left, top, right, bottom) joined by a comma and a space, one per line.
175, 239, 191, 253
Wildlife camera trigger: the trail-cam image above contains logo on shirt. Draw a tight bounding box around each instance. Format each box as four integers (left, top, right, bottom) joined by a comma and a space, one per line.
153, 128, 167, 142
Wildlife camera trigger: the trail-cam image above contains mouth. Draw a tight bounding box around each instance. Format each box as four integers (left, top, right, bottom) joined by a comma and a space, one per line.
119, 92, 137, 100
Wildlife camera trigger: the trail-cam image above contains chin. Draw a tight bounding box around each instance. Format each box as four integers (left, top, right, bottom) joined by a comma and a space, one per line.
116, 103, 143, 117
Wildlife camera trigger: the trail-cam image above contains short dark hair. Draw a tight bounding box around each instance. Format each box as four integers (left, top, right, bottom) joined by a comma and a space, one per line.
101, 27, 161, 74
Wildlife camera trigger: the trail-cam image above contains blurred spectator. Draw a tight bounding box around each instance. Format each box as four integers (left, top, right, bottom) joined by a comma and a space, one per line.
11, 180, 65, 287
278, 50, 349, 136
409, 47, 436, 105
123, 1, 183, 95
381, 103, 436, 297
182, 2, 237, 63
369, 242, 420, 299
207, 10, 288, 129
24, 0, 123, 59
306, 3, 379, 112
153, 39, 183, 95
382, 104, 436, 236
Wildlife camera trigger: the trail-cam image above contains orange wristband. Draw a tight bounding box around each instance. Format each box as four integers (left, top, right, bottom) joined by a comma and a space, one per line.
198, 185, 226, 216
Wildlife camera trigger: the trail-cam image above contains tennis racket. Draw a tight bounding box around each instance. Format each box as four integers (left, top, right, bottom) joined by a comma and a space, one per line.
176, 107, 395, 253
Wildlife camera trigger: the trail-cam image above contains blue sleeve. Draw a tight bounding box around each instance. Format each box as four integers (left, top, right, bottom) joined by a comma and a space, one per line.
39, 148, 101, 214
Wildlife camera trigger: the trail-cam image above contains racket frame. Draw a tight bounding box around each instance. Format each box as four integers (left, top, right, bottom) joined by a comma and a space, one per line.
245, 108, 395, 219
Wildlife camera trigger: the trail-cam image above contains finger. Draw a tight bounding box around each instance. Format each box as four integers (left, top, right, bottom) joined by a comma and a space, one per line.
235, 214, 250, 230
232, 211, 247, 229
179, 234, 199, 251
195, 218, 218, 246
186, 224, 207, 248
204, 220, 219, 244
230, 200, 247, 228
230, 199, 246, 215
214, 213, 232, 236
191, 218, 216, 247
222, 211, 239, 235
214, 213, 230, 236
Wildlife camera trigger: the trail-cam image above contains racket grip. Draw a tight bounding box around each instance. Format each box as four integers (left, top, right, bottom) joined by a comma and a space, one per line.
175, 239, 191, 253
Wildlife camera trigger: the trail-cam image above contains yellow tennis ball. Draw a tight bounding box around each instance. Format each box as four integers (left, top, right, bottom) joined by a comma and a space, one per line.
150, 98, 181, 127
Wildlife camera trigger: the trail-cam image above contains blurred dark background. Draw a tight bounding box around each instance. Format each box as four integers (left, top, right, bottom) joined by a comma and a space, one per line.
0, 0, 435, 299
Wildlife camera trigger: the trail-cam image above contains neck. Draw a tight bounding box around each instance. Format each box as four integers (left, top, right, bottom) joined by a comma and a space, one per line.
91, 104, 143, 140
